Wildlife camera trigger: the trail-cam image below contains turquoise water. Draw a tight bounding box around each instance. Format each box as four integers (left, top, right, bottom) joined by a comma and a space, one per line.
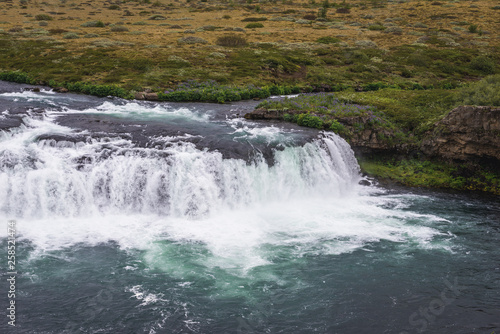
0, 83, 499, 333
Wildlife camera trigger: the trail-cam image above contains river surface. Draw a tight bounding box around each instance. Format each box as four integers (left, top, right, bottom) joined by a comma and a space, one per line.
0, 81, 499, 334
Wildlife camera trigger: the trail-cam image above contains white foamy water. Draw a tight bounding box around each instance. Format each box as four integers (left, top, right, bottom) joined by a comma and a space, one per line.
0, 112, 447, 274
52, 101, 209, 121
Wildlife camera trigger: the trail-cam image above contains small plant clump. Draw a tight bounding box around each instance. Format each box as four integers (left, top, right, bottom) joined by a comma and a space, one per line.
241, 17, 267, 22
245, 23, 264, 29
316, 36, 340, 44
35, 14, 53, 21
81, 21, 105, 28
216, 35, 247, 47
110, 26, 129, 32
177, 36, 208, 44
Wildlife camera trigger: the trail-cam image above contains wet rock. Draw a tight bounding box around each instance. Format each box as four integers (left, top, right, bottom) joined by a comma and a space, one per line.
53, 87, 68, 93
358, 179, 371, 186
23, 87, 40, 92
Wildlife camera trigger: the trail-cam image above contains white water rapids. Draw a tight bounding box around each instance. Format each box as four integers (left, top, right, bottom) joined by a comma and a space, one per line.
0, 101, 445, 273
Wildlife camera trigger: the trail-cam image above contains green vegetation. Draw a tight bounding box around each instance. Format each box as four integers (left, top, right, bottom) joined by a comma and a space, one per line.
456, 74, 500, 106
245, 23, 264, 29
316, 36, 340, 44
158, 81, 300, 103
359, 158, 500, 195
81, 21, 105, 28
216, 35, 247, 47
35, 14, 53, 21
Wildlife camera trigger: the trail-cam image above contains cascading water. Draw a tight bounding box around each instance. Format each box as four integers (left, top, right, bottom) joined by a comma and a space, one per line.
0, 83, 499, 334
0, 122, 359, 218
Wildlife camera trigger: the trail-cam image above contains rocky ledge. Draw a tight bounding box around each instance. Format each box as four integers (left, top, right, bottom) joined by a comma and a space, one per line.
421, 106, 500, 162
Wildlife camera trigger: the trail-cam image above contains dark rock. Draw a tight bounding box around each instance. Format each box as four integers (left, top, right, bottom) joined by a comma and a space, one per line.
53, 87, 68, 93
421, 105, 500, 161
358, 179, 371, 186
23, 87, 40, 92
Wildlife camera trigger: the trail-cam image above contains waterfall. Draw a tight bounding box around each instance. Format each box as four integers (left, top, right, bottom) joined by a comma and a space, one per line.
0, 115, 360, 219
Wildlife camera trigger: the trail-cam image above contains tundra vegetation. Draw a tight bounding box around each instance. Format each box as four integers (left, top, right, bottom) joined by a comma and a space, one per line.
0, 0, 498, 193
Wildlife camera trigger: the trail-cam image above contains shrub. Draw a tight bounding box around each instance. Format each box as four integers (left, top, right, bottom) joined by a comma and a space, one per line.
108, 5, 120, 10
316, 36, 340, 44
216, 35, 247, 47
303, 14, 317, 20
336, 7, 350, 14
63, 32, 79, 39
384, 26, 403, 35
456, 75, 500, 106
470, 56, 495, 74
81, 20, 105, 27
241, 17, 267, 22
413, 22, 428, 28
49, 28, 68, 34
35, 14, 53, 21
329, 119, 345, 133
297, 113, 324, 129
401, 68, 413, 78
368, 25, 386, 31
177, 36, 208, 44
39, 21, 48, 27
245, 22, 264, 29
8, 27, 23, 33
468, 24, 478, 33
110, 26, 129, 32
148, 14, 166, 20
223, 15, 231, 19
355, 40, 378, 48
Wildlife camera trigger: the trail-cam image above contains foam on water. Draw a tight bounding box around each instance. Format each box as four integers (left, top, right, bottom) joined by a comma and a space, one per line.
52, 101, 209, 121
0, 112, 451, 277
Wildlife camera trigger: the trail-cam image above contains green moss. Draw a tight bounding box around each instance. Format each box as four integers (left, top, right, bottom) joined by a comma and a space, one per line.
359, 158, 500, 195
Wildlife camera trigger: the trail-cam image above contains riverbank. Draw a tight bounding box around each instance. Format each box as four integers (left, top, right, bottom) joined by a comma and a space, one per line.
243, 76, 500, 195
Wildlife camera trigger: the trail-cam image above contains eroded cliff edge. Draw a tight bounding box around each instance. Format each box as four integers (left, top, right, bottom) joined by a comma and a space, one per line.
421, 106, 500, 162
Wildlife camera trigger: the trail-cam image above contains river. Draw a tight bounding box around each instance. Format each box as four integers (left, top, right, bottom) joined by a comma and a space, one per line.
0, 81, 498, 333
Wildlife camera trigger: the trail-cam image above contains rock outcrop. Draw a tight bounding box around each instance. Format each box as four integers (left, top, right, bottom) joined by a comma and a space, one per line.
421, 106, 500, 161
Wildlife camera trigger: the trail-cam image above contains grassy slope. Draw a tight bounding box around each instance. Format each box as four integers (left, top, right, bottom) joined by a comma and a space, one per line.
0, 0, 498, 90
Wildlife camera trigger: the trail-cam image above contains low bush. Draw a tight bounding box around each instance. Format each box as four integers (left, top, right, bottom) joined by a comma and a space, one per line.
110, 26, 129, 32
148, 14, 166, 20
35, 14, 53, 21
303, 14, 317, 20
316, 36, 340, 44
216, 35, 247, 47
469, 56, 495, 74
81, 20, 105, 28
368, 25, 386, 31
456, 75, 500, 106
177, 36, 208, 44
49, 28, 68, 34
63, 32, 79, 39
241, 17, 267, 22
245, 23, 264, 29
